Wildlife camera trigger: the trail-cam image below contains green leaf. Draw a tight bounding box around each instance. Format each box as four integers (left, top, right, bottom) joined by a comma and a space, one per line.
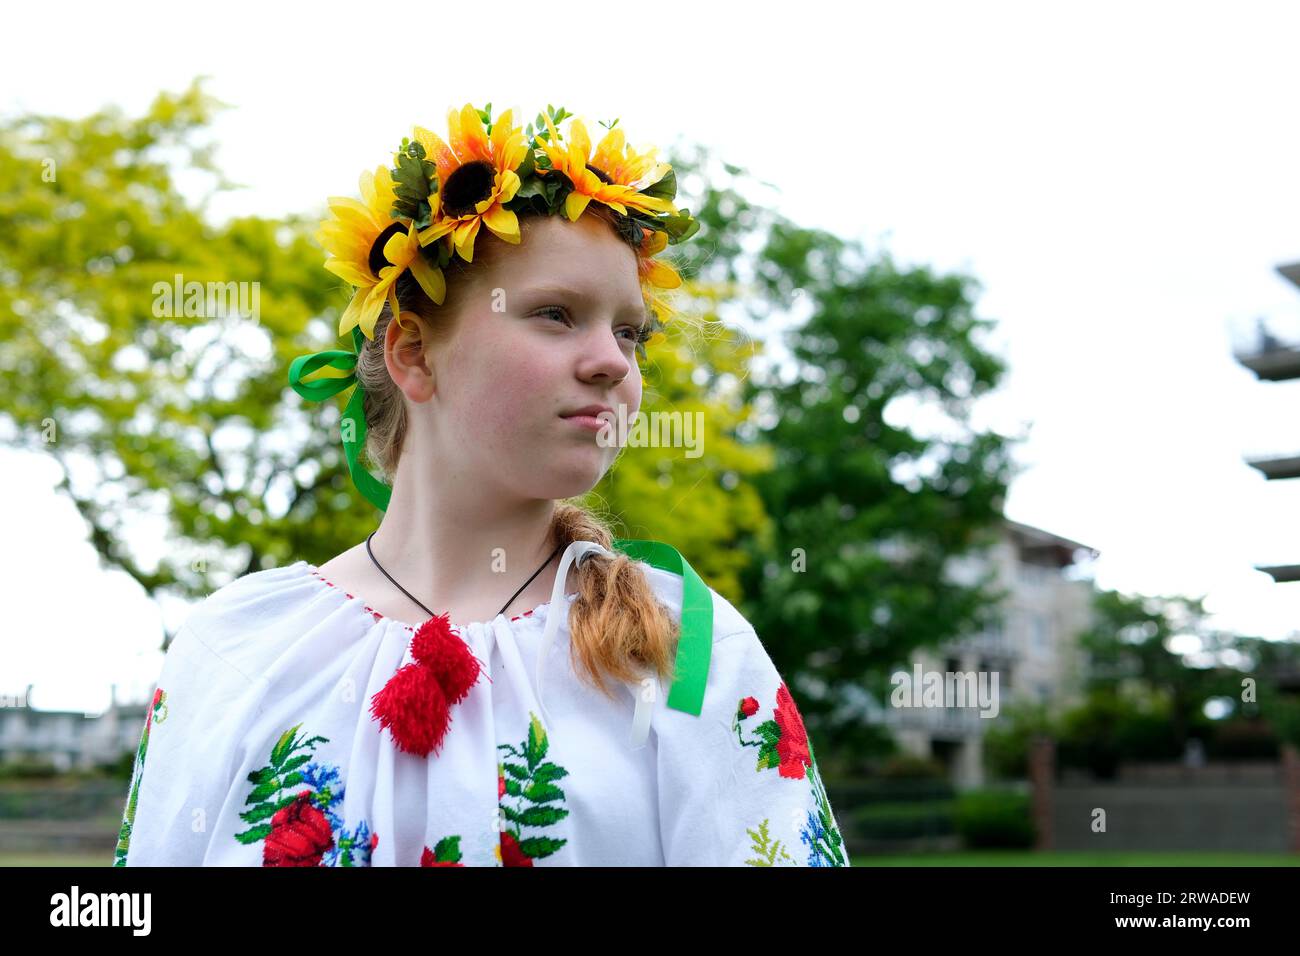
280, 770, 304, 788
246, 765, 276, 785
514, 147, 535, 179
517, 835, 567, 859
433, 835, 463, 862
233, 824, 272, 845
515, 804, 569, 827
662, 209, 700, 244
279, 754, 312, 774
522, 780, 566, 804
390, 144, 437, 227
530, 761, 569, 783
641, 167, 678, 203
525, 714, 549, 768
246, 779, 281, 803
270, 725, 301, 766
513, 177, 546, 202
238, 792, 299, 824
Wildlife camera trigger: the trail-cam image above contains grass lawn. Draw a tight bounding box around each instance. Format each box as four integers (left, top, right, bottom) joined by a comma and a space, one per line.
856, 851, 1300, 866
4, 850, 1297, 867
1, 853, 114, 867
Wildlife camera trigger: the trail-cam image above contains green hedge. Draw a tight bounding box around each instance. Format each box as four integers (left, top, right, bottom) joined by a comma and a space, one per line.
954, 789, 1035, 849
852, 800, 956, 839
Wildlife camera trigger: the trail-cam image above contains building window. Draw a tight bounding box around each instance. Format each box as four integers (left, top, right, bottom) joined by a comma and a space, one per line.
1032, 613, 1050, 654
1020, 562, 1054, 588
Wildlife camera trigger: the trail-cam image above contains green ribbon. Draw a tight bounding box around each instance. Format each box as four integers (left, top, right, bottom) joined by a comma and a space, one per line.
288, 326, 392, 514
287, 339, 712, 714
612, 538, 712, 717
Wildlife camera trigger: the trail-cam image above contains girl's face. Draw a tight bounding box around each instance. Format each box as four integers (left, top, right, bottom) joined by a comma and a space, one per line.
405, 213, 647, 500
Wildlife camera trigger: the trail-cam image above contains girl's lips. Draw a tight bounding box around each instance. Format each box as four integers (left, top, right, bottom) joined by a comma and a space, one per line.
561, 414, 609, 432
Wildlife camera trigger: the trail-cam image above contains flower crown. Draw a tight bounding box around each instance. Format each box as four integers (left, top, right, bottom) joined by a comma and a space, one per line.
317, 103, 699, 354
289, 104, 700, 513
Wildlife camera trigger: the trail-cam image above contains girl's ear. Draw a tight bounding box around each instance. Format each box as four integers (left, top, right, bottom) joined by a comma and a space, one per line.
385, 311, 436, 400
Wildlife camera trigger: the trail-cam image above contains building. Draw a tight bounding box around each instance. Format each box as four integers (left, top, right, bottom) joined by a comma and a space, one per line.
877, 518, 1096, 788
0, 684, 147, 772
1235, 260, 1300, 583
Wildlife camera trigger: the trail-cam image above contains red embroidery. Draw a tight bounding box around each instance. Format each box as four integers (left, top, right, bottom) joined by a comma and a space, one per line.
264, 791, 334, 867
420, 837, 465, 866
773, 683, 812, 779
735, 682, 812, 780
498, 831, 533, 867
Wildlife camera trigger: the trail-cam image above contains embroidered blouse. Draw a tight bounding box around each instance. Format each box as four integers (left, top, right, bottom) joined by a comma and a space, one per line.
113, 540, 850, 867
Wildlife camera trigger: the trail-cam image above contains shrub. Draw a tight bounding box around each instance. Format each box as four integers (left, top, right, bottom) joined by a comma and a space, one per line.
954, 788, 1035, 849
854, 800, 956, 840
877, 753, 947, 780
1204, 718, 1279, 760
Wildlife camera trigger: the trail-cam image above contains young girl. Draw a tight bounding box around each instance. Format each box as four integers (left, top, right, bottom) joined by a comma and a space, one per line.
114, 105, 849, 867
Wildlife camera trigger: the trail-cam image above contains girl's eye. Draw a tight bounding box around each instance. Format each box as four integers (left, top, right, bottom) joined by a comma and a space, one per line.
536, 305, 572, 326
537, 306, 649, 348
618, 324, 650, 345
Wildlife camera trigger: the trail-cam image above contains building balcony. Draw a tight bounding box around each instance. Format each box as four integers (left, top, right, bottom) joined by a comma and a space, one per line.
1256, 564, 1300, 584
875, 704, 990, 739
1231, 273, 1300, 380
1244, 453, 1300, 480
1235, 344, 1300, 381
952, 632, 1020, 659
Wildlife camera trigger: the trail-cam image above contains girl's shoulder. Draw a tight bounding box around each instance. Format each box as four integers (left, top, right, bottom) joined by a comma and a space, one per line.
632, 557, 755, 644
171, 561, 341, 681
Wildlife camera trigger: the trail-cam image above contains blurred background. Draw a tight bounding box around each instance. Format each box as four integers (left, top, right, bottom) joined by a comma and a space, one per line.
3, 0, 1300, 866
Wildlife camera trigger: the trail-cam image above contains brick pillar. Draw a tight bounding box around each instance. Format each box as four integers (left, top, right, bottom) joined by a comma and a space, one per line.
1283, 743, 1300, 854
1029, 735, 1055, 852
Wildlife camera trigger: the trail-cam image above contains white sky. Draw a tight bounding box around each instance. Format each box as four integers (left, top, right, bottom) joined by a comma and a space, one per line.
5, 0, 1300, 714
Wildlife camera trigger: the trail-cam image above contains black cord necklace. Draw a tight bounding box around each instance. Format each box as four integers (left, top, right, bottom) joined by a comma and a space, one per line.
365, 530, 564, 624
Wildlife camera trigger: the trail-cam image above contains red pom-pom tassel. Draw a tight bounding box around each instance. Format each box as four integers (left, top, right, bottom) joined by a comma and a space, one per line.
369, 613, 482, 757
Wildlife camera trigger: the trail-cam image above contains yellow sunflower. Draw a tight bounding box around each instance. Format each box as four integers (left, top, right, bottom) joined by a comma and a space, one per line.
316, 166, 447, 340
637, 229, 682, 290
415, 105, 529, 264
538, 113, 679, 223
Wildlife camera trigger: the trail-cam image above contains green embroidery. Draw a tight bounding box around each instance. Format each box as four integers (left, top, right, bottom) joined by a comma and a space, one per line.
496, 712, 570, 865
744, 818, 795, 866
113, 688, 168, 866
805, 742, 848, 867
234, 723, 331, 847
236, 723, 377, 866
422, 835, 465, 866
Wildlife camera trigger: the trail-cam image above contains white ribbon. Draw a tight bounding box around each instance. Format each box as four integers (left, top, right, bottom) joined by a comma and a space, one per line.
531, 540, 660, 749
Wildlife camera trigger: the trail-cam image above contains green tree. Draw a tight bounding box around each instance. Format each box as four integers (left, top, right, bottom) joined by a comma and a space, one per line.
671, 147, 1021, 763
1078, 590, 1226, 750
0, 81, 339, 633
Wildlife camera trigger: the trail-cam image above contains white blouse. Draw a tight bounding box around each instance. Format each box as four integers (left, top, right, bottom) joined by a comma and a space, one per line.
113, 540, 851, 867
